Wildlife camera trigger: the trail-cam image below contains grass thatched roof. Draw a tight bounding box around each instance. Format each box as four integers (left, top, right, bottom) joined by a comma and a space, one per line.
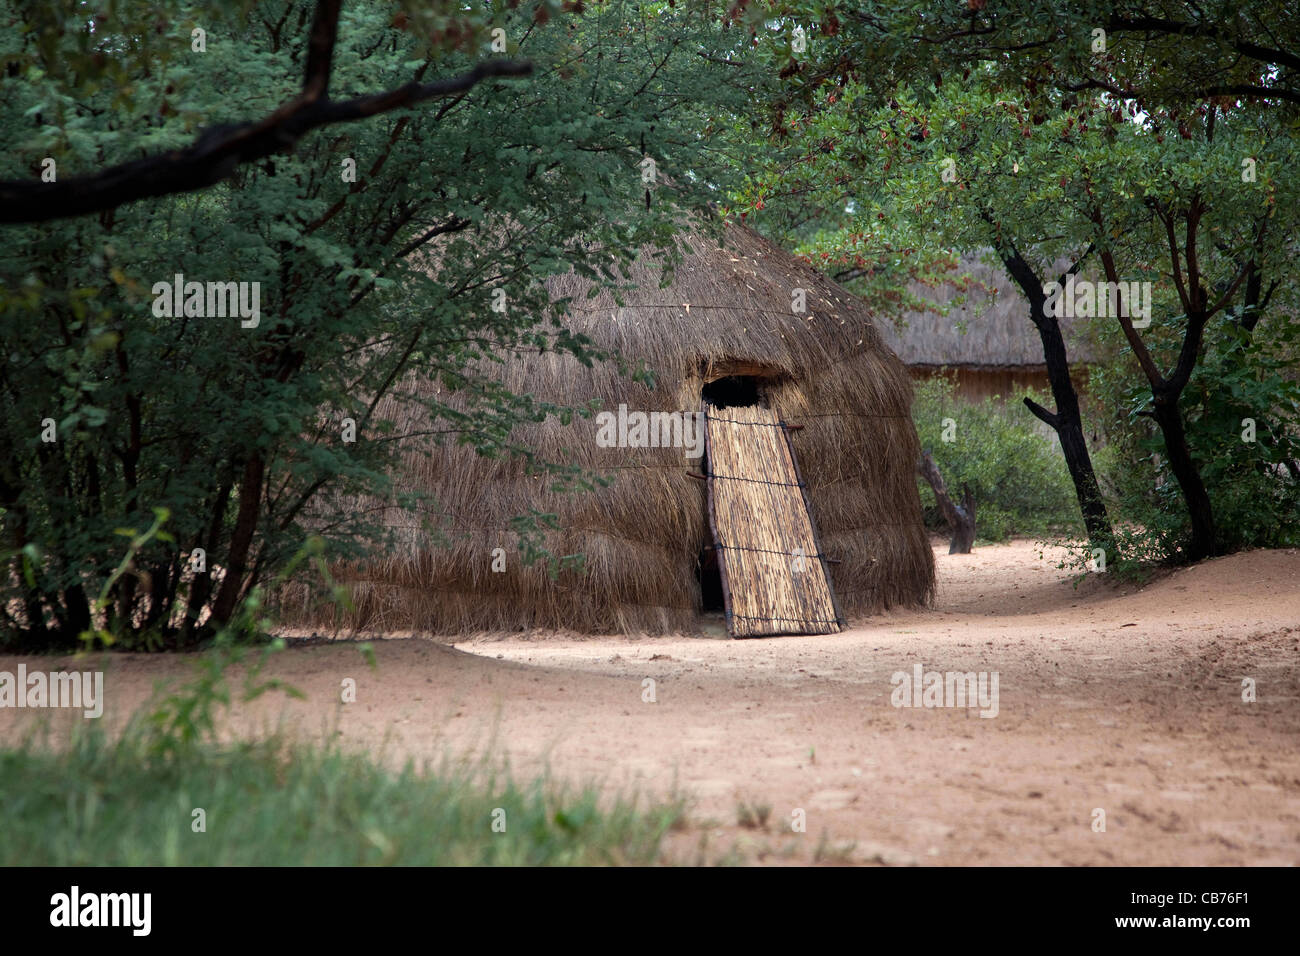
284, 216, 935, 635
879, 254, 1101, 369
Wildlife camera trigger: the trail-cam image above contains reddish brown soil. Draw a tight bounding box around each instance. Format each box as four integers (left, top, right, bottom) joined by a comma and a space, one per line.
4, 540, 1298, 865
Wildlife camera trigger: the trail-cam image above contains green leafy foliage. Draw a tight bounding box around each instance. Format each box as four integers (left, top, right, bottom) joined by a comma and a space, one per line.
751, 2, 1300, 116
1089, 311, 1300, 556
0, 0, 754, 647
913, 377, 1081, 542
732, 3, 1300, 563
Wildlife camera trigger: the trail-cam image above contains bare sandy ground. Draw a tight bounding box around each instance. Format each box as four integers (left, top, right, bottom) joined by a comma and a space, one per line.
4, 540, 1298, 865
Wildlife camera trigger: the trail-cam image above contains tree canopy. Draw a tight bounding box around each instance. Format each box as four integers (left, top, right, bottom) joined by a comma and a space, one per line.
730, 0, 1300, 562
0, 0, 755, 646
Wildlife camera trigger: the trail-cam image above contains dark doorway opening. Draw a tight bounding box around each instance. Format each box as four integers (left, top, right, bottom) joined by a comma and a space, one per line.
697, 370, 779, 619
697, 545, 725, 612
702, 374, 762, 409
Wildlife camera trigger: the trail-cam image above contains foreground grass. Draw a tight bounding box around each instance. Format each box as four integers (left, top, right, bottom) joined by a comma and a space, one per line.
1, 730, 683, 865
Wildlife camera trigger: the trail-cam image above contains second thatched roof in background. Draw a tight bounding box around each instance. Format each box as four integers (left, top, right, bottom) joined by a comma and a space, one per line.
877, 254, 1103, 370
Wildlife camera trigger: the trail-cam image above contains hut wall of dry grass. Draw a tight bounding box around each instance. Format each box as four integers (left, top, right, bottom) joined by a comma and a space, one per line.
283, 219, 935, 635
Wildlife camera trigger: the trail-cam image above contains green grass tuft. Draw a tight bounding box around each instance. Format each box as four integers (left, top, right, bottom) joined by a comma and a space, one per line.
0, 729, 683, 866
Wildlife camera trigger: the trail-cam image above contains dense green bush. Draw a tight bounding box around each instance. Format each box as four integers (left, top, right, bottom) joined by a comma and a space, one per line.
1087, 312, 1300, 559
911, 376, 1082, 542
0, 1, 748, 648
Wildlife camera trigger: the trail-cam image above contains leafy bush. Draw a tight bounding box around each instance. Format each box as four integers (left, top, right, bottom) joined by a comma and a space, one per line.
1087, 312, 1300, 559
911, 376, 1082, 541
0, 2, 748, 648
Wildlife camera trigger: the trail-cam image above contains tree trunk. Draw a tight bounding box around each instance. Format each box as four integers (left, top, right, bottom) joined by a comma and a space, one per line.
1152, 392, 1217, 560
209, 455, 266, 627
917, 451, 976, 554
1095, 212, 1221, 564
64, 583, 92, 640
995, 244, 1114, 550
1028, 320, 1112, 542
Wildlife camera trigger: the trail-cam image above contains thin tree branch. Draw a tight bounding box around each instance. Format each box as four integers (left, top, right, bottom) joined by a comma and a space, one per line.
1022, 396, 1060, 429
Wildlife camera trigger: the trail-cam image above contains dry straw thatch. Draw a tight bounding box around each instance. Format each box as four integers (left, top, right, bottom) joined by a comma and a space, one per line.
704, 404, 844, 637
289, 216, 935, 635
879, 254, 1102, 369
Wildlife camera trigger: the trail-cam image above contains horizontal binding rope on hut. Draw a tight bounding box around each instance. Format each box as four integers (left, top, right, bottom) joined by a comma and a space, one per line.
276, 217, 935, 635
704, 405, 843, 638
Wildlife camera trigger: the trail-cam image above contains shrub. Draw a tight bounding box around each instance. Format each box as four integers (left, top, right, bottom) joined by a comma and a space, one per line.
911, 376, 1082, 541
1087, 312, 1300, 560
0, 2, 745, 649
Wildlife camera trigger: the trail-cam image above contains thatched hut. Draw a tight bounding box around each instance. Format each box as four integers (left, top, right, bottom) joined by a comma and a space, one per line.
879, 255, 1101, 402
295, 218, 935, 635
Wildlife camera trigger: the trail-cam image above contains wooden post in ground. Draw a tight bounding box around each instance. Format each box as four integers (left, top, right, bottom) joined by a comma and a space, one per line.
917, 451, 976, 555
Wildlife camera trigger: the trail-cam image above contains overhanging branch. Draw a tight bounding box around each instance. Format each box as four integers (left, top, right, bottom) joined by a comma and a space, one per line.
0, 41, 531, 224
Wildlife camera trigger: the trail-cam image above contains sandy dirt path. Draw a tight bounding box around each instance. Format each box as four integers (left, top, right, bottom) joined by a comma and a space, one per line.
4, 540, 1298, 865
